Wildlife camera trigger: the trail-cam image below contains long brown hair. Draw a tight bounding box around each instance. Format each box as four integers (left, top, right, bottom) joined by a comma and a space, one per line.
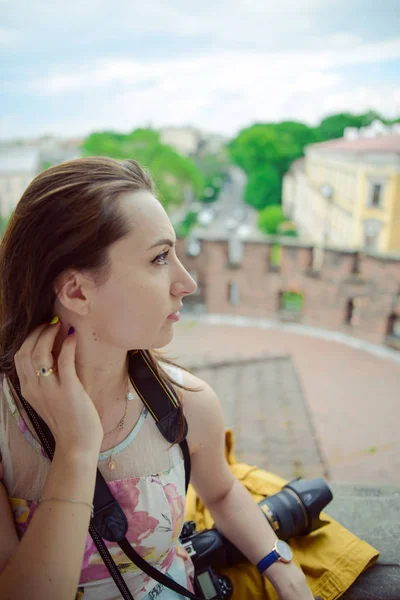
0, 156, 197, 441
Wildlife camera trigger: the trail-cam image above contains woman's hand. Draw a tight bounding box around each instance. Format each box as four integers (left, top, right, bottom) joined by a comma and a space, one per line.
265, 561, 319, 600
14, 318, 103, 456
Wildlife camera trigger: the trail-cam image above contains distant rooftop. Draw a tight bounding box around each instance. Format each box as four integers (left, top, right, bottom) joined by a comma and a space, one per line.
308, 134, 400, 155
289, 157, 305, 172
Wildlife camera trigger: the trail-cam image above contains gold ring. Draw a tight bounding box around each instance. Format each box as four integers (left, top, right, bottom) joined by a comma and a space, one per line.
36, 367, 55, 377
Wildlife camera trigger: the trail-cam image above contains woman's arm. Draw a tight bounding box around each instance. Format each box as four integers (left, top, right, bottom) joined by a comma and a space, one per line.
0, 317, 104, 600
0, 447, 98, 600
183, 372, 314, 600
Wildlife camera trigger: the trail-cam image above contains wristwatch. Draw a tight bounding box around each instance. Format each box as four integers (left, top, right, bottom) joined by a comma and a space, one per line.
257, 540, 293, 573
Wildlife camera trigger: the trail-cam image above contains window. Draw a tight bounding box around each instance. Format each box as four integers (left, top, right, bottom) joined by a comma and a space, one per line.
390, 315, 400, 338
345, 299, 355, 325
371, 184, 382, 207
363, 220, 382, 252
228, 282, 240, 305
367, 179, 385, 209
279, 290, 304, 313
227, 236, 242, 267
386, 313, 400, 350
344, 297, 366, 326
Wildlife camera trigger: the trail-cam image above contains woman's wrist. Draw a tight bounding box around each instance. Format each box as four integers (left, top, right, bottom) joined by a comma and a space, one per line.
262, 561, 316, 599
263, 559, 296, 579
263, 560, 306, 586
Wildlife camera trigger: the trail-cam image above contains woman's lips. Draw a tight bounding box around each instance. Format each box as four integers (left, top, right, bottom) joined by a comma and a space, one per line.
167, 311, 180, 321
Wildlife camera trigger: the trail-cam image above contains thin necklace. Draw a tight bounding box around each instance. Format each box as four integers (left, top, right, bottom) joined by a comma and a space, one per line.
103, 387, 135, 471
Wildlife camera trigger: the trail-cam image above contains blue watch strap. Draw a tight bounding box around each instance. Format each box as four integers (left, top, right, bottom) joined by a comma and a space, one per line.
257, 549, 280, 573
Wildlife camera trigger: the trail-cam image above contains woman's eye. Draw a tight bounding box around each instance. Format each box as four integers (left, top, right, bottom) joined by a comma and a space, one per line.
153, 250, 170, 265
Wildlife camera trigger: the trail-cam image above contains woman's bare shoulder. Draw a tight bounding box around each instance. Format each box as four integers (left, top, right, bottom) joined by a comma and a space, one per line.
178, 370, 225, 454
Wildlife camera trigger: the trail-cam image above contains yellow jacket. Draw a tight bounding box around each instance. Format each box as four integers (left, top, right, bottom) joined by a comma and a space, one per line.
185, 430, 379, 600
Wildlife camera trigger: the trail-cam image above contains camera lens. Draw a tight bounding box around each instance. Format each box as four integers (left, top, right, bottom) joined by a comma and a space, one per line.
259, 477, 333, 540
259, 485, 306, 540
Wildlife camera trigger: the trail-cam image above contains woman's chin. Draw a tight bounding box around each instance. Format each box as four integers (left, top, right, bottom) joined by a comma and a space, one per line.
149, 327, 175, 350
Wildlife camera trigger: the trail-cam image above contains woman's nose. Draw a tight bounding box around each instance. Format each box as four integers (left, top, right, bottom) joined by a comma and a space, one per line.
172, 268, 197, 297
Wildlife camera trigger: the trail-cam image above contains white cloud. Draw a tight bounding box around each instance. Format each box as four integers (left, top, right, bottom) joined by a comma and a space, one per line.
29, 36, 400, 97
9, 54, 398, 140
3, 0, 397, 53
1, 0, 399, 139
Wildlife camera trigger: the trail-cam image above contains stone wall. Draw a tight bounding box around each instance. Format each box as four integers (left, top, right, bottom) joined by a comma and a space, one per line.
177, 237, 400, 346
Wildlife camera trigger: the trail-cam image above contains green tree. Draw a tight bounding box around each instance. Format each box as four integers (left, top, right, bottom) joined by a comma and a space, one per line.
82, 129, 204, 210
245, 166, 281, 210
314, 111, 382, 142
278, 221, 298, 237
228, 122, 316, 210
227, 111, 399, 218
277, 121, 318, 149
258, 204, 285, 235
174, 210, 198, 238
228, 124, 299, 176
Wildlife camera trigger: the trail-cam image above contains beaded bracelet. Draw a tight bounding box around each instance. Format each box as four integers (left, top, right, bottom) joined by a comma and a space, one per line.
38, 497, 94, 518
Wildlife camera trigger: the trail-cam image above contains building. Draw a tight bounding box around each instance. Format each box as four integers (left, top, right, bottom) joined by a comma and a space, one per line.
160, 126, 226, 158
283, 130, 400, 253
0, 146, 41, 217
176, 233, 400, 350
0, 137, 82, 217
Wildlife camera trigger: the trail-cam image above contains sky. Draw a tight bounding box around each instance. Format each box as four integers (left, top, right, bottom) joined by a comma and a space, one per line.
1, 0, 400, 141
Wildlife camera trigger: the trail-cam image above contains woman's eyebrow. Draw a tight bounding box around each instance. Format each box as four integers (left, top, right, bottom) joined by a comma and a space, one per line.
148, 238, 176, 250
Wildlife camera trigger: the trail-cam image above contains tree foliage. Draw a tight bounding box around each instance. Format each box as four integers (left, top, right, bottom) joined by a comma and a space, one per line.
174, 210, 198, 238
82, 129, 205, 209
315, 111, 382, 142
244, 165, 281, 210
258, 204, 286, 235
228, 111, 399, 212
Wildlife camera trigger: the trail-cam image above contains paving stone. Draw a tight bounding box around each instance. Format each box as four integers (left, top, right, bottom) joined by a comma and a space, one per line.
191, 355, 328, 481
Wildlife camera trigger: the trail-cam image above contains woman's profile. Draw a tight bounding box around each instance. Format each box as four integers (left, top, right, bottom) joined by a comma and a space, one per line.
0, 157, 316, 599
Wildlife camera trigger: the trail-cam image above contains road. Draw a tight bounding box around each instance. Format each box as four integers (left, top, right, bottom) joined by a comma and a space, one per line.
169, 164, 260, 237
199, 165, 260, 237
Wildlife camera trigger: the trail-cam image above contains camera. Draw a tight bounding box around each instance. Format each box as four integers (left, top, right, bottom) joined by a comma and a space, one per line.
180, 477, 333, 599
193, 566, 233, 600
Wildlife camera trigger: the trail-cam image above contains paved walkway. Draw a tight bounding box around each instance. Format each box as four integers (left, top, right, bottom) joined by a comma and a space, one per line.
166, 315, 400, 484
190, 355, 328, 481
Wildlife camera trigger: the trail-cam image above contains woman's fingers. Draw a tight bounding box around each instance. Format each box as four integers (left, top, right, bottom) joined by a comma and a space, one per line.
29, 319, 62, 380
14, 322, 49, 382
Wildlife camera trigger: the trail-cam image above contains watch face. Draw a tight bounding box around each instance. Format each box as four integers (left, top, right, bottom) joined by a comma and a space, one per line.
276, 540, 293, 562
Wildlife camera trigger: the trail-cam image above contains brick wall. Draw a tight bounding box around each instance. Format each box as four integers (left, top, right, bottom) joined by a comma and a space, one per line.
176, 237, 400, 345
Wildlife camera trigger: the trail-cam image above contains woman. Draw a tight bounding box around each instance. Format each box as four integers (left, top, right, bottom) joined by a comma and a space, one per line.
0, 157, 316, 599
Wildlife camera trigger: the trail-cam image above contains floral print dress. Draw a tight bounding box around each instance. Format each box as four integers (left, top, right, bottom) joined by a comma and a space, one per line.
0, 365, 195, 600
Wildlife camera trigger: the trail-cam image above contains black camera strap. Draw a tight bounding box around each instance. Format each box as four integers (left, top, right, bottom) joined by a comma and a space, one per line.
15, 350, 203, 600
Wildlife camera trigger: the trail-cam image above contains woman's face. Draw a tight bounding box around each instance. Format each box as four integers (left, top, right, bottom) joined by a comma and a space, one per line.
81, 190, 197, 351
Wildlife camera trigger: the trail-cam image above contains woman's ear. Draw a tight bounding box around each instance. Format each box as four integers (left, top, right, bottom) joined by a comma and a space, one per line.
54, 270, 92, 316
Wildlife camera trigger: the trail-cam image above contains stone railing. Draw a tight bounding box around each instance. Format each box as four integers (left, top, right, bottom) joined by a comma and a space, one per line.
326, 483, 400, 599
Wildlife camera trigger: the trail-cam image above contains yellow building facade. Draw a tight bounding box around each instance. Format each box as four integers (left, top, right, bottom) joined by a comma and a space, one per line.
283, 135, 400, 253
